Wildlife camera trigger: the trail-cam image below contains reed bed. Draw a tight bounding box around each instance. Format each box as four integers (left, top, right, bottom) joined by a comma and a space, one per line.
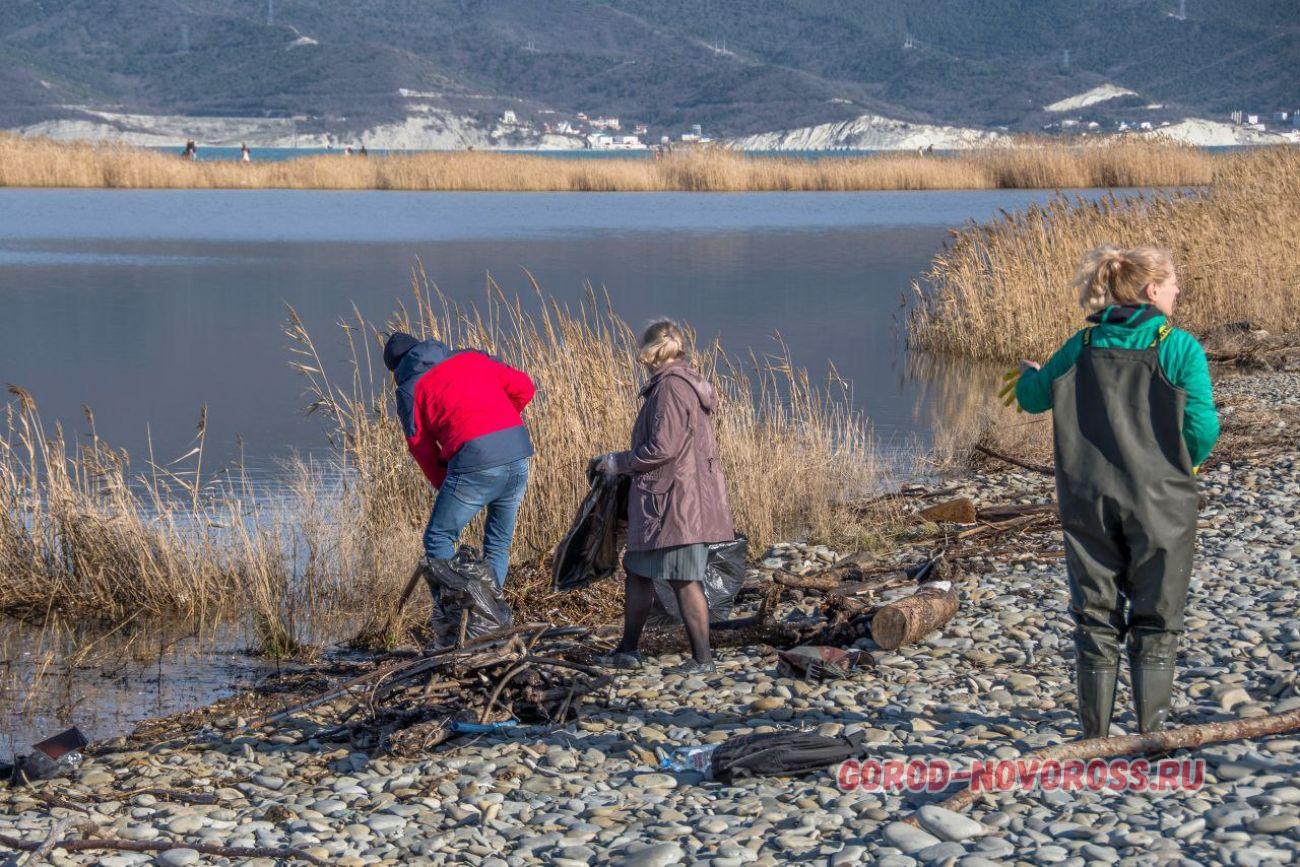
288, 274, 882, 635
0, 133, 1215, 192
0, 279, 879, 648
908, 146, 1300, 362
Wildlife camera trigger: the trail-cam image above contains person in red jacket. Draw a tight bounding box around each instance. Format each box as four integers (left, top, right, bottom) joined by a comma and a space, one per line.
384, 332, 536, 589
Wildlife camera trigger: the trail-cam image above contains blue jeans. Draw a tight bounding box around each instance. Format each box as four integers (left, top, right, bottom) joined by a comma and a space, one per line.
423, 457, 530, 589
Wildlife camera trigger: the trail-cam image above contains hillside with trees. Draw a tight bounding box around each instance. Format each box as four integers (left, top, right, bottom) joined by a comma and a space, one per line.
1, 0, 1295, 135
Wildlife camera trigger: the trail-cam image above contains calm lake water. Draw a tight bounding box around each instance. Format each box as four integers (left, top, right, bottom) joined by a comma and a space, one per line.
0, 187, 1130, 477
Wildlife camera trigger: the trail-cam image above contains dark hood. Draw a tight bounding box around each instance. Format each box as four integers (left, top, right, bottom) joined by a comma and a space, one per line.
395, 339, 452, 385
1086, 304, 1162, 327
394, 339, 454, 437
641, 360, 718, 414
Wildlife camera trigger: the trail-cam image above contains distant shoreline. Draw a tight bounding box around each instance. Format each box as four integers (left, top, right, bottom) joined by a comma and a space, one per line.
0, 135, 1224, 192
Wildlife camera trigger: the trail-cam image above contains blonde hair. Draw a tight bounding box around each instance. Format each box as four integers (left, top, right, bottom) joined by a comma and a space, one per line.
637, 319, 687, 368
1074, 244, 1174, 311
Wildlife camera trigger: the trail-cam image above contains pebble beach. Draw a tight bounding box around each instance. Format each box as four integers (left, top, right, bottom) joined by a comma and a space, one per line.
3, 372, 1299, 867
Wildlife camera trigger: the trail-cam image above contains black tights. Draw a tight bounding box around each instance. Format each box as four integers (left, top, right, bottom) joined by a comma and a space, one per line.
617, 573, 712, 664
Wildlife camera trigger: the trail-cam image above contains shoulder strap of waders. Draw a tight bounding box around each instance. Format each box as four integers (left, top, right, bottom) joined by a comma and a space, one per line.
1082, 327, 1095, 346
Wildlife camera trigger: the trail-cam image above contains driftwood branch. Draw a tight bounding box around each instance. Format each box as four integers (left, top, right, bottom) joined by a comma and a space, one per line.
975, 503, 1057, 522
379, 563, 428, 637
905, 708, 1300, 825
2, 817, 96, 866
974, 444, 1054, 476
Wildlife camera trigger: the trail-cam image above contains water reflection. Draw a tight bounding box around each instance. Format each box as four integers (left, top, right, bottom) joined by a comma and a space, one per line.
0, 620, 273, 758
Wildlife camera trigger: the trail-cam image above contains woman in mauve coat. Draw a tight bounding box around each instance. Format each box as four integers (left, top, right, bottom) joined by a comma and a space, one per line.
595, 319, 735, 674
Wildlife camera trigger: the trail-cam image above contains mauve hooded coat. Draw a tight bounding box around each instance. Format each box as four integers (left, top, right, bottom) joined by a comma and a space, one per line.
611, 360, 735, 552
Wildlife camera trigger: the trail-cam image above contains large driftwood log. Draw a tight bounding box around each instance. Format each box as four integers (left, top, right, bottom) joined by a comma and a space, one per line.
870, 581, 959, 651
905, 708, 1300, 825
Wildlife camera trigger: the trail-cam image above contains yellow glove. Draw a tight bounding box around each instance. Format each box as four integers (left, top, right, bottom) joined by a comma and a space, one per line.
997, 369, 1023, 412
1192, 465, 1200, 475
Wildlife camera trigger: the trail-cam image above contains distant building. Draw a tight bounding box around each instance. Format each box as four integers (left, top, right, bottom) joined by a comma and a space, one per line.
1274, 111, 1290, 123
1230, 110, 1244, 124
1247, 114, 1260, 125
1087, 121, 1101, 129
556, 121, 579, 135
588, 133, 646, 150
591, 116, 621, 131
501, 110, 518, 125
1060, 119, 1079, 128
1138, 121, 1153, 130
633, 123, 649, 136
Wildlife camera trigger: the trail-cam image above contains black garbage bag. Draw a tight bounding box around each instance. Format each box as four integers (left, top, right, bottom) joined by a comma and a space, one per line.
426, 546, 514, 646
709, 729, 865, 784
551, 460, 629, 592
647, 535, 749, 627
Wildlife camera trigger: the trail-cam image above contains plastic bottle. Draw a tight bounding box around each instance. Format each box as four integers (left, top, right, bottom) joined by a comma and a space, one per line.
660, 743, 719, 777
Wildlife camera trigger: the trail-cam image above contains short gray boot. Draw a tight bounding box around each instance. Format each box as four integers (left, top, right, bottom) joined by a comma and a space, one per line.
1077, 663, 1120, 739
1131, 660, 1176, 734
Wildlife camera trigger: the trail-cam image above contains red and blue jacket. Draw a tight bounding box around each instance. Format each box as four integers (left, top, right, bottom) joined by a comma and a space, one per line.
393, 339, 536, 489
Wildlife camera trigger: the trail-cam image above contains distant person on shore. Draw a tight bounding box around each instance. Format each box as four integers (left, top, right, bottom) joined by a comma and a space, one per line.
240, 143, 251, 163
183, 140, 197, 160
384, 331, 536, 590
1014, 245, 1218, 739
359, 144, 369, 157
344, 145, 353, 157
593, 320, 736, 675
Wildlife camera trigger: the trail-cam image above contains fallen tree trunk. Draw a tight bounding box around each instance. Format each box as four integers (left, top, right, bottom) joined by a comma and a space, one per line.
870, 581, 959, 651
905, 707, 1300, 825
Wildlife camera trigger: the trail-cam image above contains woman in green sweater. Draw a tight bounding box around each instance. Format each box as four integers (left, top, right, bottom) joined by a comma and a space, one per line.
1015, 244, 1219, 739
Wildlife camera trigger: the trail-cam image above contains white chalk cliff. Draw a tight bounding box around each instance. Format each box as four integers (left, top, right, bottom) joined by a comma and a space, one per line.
1044, 85, 1139, 112
727, 114, 1002, 151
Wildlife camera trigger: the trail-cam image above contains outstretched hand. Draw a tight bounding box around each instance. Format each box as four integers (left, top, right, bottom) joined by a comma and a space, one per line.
590, 453, 619, 481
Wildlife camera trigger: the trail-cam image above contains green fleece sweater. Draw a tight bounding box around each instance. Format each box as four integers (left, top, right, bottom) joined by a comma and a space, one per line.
1015, 305, 1220, 466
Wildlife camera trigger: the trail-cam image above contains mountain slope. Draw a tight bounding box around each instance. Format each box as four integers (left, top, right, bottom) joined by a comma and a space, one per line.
1, 0, 1295, 136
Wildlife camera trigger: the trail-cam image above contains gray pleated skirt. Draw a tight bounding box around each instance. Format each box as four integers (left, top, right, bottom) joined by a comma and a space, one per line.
624, 543, 708, 583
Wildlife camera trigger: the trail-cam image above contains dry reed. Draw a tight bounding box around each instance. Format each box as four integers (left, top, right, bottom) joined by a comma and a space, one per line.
0, 134, 1214, 192
0, 278, 880, 646
908, 146, 1300, 362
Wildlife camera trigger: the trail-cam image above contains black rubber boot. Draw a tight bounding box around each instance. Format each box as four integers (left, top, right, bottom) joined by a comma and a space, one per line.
1077, 663, 1120, 739
1131, 659, 1176, 734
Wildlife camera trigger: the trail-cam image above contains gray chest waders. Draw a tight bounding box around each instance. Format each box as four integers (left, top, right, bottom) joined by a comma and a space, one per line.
1050, 323, 1198, 737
